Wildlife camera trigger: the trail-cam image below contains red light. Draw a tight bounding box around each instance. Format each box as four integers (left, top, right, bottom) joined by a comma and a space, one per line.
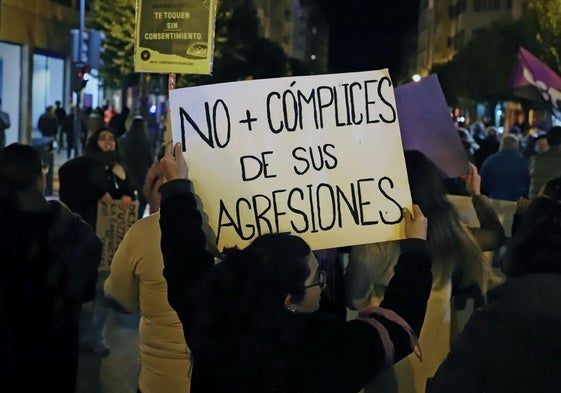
77, 64, 90, 79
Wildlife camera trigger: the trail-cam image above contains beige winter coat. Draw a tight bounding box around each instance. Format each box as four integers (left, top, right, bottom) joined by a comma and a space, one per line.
105, 212, 191, 393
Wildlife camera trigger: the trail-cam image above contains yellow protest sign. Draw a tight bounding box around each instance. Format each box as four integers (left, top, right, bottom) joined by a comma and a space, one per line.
134, 0, 217, 74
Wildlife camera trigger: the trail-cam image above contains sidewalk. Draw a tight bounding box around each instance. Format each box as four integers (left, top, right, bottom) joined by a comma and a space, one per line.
77, 307, 141, 393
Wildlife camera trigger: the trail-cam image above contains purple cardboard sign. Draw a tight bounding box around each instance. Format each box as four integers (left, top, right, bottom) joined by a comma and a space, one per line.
395, 74, 469, 178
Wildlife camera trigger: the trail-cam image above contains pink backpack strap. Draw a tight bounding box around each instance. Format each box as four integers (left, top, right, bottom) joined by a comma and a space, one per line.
357, 306, 422, 368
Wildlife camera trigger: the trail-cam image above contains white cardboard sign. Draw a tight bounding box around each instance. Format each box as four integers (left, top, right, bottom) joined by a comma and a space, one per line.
169, 69, 411, 250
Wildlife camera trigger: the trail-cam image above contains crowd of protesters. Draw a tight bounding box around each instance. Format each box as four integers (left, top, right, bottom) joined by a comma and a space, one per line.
1, 101, 561, 393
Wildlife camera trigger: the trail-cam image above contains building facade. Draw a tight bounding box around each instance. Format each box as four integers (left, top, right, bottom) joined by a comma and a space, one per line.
0, 0, 82, 145
416, 0, 530, 76
0, 0, 327, 146
254, 0, 328, 74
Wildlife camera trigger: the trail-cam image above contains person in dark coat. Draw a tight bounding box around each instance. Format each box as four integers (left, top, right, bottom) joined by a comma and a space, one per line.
473, 126, 500, 170
119, 115, 154, 218
158, 142, 433, 393
0, 143, 101, 392
529, 125, 561, 199
54, 100, 67, 152
38, 105, 58, 138
108, 105, 130, 138
58, 127, 137, 356
61, 105, 77, 159
427, 177, 561, 393
457, 127, 479, 163
58, 126, 136, 228
479, 134, 529, 201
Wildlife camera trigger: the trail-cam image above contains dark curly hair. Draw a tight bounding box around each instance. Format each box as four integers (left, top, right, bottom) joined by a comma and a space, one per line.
85, 126, 118, 154
191, 233, 311, 392
84, 126, 123, 168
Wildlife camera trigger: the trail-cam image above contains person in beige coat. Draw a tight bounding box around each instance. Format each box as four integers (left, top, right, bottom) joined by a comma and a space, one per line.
104, 212, 191, 393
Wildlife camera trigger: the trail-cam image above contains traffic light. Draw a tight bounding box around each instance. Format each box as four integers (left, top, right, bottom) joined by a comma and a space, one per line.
70, 28, 89, 64
71, 63, 90, 92
88, 29, 106, 71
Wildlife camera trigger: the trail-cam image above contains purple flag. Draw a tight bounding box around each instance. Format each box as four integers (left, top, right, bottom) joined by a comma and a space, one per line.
395, 74, 469, 178
511, 47, 561, 115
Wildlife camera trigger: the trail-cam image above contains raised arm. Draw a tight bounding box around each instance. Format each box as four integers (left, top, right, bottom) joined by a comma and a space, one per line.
377, 205, 432, 359
335, 206, 432, 390
461, 162, 505, 251
158, 142, 215, 331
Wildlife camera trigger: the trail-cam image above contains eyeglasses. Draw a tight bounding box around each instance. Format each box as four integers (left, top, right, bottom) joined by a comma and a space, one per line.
304, 270, 327, 291
98, 134, 115, 141
41, 163, 49, 174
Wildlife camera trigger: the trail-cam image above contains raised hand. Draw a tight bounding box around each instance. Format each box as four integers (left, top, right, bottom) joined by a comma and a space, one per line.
160, 142, 188, 182
120, 195, 133, 210
515, 196, 530, 215
460, 162, 481, 196
403, 204, 428, 240
101, 192, 112, 204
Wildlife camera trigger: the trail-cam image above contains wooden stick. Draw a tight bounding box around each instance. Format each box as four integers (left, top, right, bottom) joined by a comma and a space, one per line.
166, 72, 176, 143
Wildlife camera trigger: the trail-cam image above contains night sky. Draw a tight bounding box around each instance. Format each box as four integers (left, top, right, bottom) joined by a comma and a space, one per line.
320, 1, 419, 76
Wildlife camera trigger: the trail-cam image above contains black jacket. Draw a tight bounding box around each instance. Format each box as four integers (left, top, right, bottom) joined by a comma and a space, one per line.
59, 153, 136, 229
427, 274, 561, 393
159, 179, 433, 393
0, 189, 101, 392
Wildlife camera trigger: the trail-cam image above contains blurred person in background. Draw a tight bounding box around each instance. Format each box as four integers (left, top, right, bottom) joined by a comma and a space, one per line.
529, 126, 561, 199
108, 105, 130, 138
61, 105, 77, 159
473, 126, 500, 170
38, 105, 58, 139
85, 107, 105, 148
54, 100, 67, 153
479, 134, 529, 201
534, 132, 550, 154
457, 127, 479, 163
59, 127, 136, 356
119, 116, 154, 218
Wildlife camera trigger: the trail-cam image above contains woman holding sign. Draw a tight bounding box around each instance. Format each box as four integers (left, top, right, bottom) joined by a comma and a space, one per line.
159, 142, 433, 393
59, 126, 137, 356
59, 127, 136, 228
